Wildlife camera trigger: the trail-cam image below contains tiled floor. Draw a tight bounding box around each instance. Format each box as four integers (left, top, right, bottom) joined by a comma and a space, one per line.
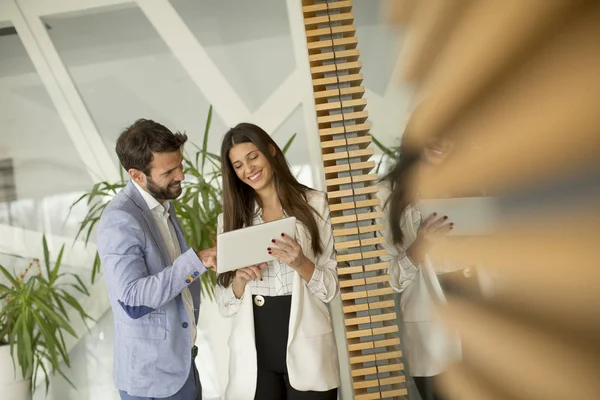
33, 307, 223, 400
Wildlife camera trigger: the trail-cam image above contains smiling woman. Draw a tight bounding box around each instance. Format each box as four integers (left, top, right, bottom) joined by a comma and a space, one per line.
215, 122, 340, 400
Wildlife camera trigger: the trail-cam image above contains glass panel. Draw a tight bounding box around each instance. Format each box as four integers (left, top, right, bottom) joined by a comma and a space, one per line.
43, 4, 229, 168
0, 26, 93, 242
271, 104, 314, 188
354, 0, 413, 175
171, 0, 297, 113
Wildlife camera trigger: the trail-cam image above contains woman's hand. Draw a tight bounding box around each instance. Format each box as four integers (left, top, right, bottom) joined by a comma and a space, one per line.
269, 233, 315, 282
232, 263, 267, 299
407, 213, 453, 264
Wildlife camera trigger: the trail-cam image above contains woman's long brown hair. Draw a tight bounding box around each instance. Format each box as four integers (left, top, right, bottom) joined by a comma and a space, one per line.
216, 123, 323, 287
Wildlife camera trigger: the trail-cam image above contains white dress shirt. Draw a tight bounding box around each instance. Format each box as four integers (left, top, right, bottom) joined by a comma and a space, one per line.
132, 181, 196, 346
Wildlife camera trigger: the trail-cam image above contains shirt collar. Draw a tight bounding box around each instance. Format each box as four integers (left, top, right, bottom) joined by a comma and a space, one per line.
132, 180, 171, 216
253, 200, 287, 223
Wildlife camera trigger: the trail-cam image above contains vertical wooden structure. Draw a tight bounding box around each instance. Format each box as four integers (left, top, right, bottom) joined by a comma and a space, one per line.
300, 1, 407, 398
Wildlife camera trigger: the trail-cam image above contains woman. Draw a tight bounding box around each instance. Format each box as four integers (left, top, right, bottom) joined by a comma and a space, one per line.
379, 137, 466, 400
215, 123, 340, 400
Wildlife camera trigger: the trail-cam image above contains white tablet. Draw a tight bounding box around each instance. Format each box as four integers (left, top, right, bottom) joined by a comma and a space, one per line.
216, 217, 297, 273
417, 197, 501, 236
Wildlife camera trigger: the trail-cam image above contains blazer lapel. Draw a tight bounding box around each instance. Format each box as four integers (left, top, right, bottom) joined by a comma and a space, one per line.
168, 203, 189, 253
125, 182, 172, 267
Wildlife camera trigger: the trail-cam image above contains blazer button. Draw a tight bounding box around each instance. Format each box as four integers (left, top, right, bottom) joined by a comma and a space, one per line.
182, 322, 188, 328
254, 295, 265, 307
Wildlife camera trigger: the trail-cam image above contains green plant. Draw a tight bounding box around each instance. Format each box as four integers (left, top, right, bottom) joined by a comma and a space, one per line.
371, 134, 399, 175
70, 106, 297, 299
0, 236, 90, 393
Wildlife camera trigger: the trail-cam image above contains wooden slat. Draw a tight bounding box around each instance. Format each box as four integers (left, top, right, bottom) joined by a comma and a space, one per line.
359, 224, 384, 234
362, 249, 388, 259
350, 354, 376, 364
310, 59, 361, 74
322, 147, 372, 163
331, 214, 357, 224
376, 351, 403, 361
364, 261, 390, 272
340, 277, 366, 288
328, 198, 379, 212
366, 275, 391, 285
360, 237, 386, 247
378, 363, 405, 374
353, 379, 380, 389
343, 303, 369, 313
314, 85, 365, 100
308, 37, 358, 52
357, 211, 382, 221
326, 173, 375, 187
309, 48, 360, 63
348, 341, 374, 352
302, 0, 353, 14
312, 73, 363, 88
315, 97, 367, 112
368, 299, 395, 310
319, 122, 370, 136
320, 135, 370, 149
374, 337, 401, 348
368, 287, 395, 297
346, 327, 372, 339
352, 366, 378, 377
372, 325, 399, 336
337, 265, 364, 275
345, 316, 372, 326
335, 239, 361, 250
305, 24, 356, 39
304, 11, 354, 27
341, 290, 368, 301
337, 253, 363, 263
317, 110, 368, 125
379, 375, 406, 386
370, 312, 397, 323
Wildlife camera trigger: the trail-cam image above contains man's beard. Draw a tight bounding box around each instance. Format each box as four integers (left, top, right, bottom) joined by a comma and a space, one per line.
146, 177, 182, 201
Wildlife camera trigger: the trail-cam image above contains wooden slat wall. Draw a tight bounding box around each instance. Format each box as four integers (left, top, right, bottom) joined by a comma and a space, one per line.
301, 1, 406, 399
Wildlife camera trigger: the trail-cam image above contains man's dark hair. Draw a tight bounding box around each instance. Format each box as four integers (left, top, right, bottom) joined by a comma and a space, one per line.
115, 119, 187, 175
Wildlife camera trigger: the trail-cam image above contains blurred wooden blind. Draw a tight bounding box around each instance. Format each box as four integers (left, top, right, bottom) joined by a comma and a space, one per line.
392, 0, 600, 399
301, 1, 407, 399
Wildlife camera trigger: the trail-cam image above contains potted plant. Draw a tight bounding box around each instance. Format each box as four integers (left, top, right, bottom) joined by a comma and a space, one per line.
0, 236, 90, 399
71, 106, 296, 299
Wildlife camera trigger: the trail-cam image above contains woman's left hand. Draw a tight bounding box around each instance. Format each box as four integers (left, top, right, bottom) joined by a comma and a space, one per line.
268, 233, 308, 269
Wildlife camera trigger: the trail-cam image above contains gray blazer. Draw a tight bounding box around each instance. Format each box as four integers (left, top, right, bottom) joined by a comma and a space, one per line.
97, 182, 206, 398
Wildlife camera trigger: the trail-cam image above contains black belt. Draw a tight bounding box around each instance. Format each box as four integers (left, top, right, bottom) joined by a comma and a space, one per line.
192, 345, 198, 359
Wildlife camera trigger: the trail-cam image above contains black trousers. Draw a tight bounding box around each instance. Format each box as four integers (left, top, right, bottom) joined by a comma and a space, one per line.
252, 295, 338, 400
413, 376, 445, 400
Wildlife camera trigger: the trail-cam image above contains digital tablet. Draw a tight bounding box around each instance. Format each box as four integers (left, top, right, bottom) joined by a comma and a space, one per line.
216, 217, 297, 273
417, 197, 501, 236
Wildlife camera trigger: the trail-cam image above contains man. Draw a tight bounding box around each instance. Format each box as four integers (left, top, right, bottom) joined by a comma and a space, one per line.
97, 119, 216, 400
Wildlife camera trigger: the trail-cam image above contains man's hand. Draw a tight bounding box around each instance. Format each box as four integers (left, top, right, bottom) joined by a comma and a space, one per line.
197, 247, 217, 272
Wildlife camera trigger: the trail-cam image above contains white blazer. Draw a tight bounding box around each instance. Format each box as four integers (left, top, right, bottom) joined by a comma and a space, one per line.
377, 183, 462, 377
215, 190, 341, 400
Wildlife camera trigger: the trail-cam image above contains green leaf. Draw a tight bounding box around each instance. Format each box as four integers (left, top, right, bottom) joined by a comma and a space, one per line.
201, 105, 213, 171
50, 244, 65, 284
91, 251, 101, 284
282, 132, 297, 154
42, 235, 51, 279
